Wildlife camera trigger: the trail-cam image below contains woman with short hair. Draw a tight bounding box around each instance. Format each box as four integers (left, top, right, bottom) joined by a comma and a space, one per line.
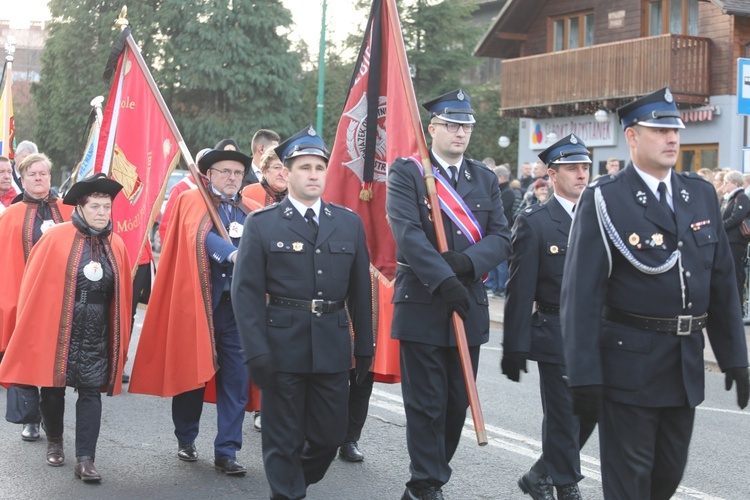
0, 173, 132, 483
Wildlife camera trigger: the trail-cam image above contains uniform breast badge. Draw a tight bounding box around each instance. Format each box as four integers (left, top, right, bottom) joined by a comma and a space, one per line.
629, 233, 640, 246
550, 245, 559, 254
276, 241, 284, 248
292, 242, 304, 252
690, 220, 709, 231
650, 233, 664, 246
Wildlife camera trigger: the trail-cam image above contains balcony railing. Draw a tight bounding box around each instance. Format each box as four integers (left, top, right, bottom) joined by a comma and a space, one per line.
500, 34, 710, 116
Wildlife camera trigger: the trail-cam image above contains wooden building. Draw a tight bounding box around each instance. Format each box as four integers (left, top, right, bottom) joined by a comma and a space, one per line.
475, 0, 750, 174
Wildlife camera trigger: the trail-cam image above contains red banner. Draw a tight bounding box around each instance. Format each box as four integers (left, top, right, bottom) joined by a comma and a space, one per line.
326, 0, 423, 383
95, 30, 180, 273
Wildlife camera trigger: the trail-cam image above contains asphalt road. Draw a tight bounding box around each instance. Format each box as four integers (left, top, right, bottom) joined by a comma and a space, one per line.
0, 310, 748, 499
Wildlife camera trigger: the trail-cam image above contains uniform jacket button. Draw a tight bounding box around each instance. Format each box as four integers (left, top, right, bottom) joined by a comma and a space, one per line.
317, 291, 323, 296
317, 270, 323, 275
316, 249, 321, 254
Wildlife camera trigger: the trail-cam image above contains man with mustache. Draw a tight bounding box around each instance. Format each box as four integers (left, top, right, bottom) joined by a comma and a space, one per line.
502, 134, 595, 500
561, 87, 750, 499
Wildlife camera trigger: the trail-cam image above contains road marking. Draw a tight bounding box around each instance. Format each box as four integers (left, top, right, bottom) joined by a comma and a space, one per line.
696, 405, 750, 416
369, 388, 725, 500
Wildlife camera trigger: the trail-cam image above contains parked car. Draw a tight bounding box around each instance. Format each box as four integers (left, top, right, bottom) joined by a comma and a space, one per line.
150, 169, 191, 253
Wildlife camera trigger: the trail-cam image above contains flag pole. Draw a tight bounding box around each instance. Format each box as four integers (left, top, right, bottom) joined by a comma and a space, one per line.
1, 37, 14, 158
383, 0, 487, 445
114, 7, 230, 242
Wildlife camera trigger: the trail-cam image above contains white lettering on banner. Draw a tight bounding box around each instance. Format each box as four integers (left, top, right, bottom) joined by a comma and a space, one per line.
529, 114, 618, 150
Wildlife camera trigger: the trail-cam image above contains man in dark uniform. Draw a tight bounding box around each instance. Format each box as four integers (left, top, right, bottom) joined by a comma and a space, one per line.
386, 89, 511, 500
502, 134, 596, 500
232, 126, 373, 500
561, 87, 750, 499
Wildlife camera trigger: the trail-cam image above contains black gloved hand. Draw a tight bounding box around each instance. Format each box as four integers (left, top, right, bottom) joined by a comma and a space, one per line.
500, 352, 528, 382
725, 367, 749, 409
570, 385, 603, 423
354, 356, 372, 385
248, 354, 275, 391
440, 250, 474, 277
437, 276, 471, 320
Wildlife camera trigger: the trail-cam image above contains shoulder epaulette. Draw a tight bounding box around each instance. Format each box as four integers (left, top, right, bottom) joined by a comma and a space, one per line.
328, 202, 354, 213
251, 203, 279, 215
519, 203, 546, 218
588, 174, 618, 189
681, 171, 711, 184
466, 158, 491, 170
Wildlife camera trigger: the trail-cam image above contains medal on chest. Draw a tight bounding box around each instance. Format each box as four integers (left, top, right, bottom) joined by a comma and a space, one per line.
40, 219, 55, 233
83, 261, 103, 282
228, 221, 244, 238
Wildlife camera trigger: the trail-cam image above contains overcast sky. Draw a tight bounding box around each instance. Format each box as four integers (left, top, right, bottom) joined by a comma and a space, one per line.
0, 0, 365, 50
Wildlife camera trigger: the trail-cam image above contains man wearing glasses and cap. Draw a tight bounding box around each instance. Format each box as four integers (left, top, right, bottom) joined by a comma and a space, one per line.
561, 87, 749, 499
386, 89, 511, 500
130, 149, 256, 476
232, 126, 373, 500
502, 134, 596, 500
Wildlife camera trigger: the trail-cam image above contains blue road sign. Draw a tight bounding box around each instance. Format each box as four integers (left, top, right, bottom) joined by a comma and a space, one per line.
738, 58, 750, 116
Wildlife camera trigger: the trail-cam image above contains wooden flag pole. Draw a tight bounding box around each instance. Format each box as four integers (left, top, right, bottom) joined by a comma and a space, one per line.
115, 7, 230, 242
383, 0, 487, 446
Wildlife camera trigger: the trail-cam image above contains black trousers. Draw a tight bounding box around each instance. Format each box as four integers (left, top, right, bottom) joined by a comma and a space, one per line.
261, 371, 349, 500
536, 362, 596, 485
600, 399, 695, 500
400, 340, 480, 490
344, 369, 374, 443
18, 385, 41, 424
730, 242, 747, 308
40, 386, 102, 457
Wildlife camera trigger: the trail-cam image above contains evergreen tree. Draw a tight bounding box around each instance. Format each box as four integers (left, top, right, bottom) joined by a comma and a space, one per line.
155, 0, 304, 150
32, 1, 160, 173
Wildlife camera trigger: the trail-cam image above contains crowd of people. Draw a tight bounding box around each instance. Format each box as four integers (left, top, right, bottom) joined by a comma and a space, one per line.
0, 86, 749, 500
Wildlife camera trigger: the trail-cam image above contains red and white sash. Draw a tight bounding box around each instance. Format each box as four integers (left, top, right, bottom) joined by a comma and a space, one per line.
409, 156, 485, 245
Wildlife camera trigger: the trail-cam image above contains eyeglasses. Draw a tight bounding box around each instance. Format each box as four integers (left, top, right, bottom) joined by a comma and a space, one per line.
210, 168, 245, 178
431, 121, 474, 133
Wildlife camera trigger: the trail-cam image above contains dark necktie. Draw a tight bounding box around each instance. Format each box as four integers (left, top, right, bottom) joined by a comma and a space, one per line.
305, 208, 318, 237
658, 182, 675, 222
448, 165, 458, 189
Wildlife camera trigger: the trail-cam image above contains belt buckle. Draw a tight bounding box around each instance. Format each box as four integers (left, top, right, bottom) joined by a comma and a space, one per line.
676, 315, 692, 335
311, 299, 324, 314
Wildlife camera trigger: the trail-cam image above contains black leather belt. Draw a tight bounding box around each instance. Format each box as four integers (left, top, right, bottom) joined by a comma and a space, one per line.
603, 306, 707, 336
535, 302, 560, 314
75, 290, 109, 304
269, 295, 345, 314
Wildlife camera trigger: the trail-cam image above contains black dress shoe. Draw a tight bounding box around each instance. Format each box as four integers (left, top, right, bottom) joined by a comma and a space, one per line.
401, 486, 445, 500
21, 423, 40, 441
177, 442, 198, 462
74, 456, 101, 482
214, 457, 247, 475
557, 483, 583, 500
338, 441, 364, 462
518, 467, 554, 500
